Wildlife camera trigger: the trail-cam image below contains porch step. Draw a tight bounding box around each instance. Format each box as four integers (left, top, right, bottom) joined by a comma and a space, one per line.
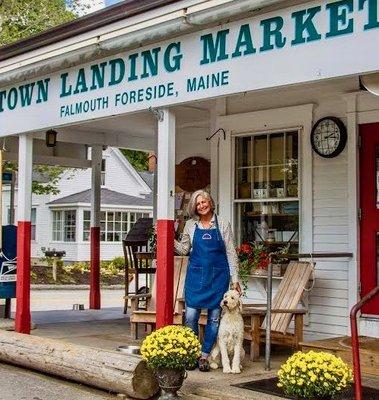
301, 336, 379, 376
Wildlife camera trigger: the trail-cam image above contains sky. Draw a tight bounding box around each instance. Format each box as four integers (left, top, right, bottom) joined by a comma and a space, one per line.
75, 0, 123, 16
105, 0, 122, 5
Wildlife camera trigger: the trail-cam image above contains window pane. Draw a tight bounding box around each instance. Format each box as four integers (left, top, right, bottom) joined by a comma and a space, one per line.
115, 212, 121, 221
107, 232, 113, 241
83, 231, 90, 241
253, 135, 267, 166
64, 210, 76, 242
84, 210, 91, 221
236, 136, 252, 168
269, 133, 284, 165
31, 225, 36, 241
108, 212, 114, 221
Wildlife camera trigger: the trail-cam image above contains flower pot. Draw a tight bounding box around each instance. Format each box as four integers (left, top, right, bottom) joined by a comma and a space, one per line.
154, 368, 187, 399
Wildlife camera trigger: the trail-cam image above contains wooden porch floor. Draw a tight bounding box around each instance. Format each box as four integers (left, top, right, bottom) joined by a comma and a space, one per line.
301, 336, 379, 376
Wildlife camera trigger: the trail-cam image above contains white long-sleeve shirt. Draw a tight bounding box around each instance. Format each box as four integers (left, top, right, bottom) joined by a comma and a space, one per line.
174, 214, 239, 283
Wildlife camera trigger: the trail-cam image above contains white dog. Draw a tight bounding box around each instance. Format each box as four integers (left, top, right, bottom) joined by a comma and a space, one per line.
209, 289, 245, 374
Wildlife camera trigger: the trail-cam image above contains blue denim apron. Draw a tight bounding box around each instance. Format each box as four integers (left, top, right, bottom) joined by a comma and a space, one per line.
184, 216, 230, 309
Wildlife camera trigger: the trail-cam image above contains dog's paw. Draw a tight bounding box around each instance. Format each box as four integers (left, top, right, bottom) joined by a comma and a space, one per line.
210, 362, 218, 370
222, 366, 232, 374
231, 366, 241, 374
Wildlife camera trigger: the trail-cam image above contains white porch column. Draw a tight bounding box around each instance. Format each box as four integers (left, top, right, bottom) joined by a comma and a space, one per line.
89, 145, 102, 309
156, 108, 175, 328
15, 133, 33, 334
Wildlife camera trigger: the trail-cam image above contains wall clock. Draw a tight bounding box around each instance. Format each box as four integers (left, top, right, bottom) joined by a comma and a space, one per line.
310, 116, 347, 158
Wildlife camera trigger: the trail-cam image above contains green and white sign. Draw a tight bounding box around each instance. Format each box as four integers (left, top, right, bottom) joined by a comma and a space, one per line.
0, 0, 378, 135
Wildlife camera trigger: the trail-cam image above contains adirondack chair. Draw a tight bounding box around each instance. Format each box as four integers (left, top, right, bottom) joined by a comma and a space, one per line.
127, 256, 188, 339
243, 261, 314, 360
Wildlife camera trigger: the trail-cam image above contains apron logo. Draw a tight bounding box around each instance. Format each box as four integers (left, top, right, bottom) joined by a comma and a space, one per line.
202, 233, 212, 240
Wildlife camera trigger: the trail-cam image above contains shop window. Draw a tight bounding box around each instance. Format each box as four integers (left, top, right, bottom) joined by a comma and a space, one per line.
52, 210, 76, 242
234, 131, 299, 249
83, 210, 150, 242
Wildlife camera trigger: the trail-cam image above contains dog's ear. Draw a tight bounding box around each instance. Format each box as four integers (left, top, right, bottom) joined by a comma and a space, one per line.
238, 298, 243, 313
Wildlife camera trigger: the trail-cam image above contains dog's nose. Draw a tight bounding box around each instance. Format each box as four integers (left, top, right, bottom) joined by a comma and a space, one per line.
223, 300, 228, 305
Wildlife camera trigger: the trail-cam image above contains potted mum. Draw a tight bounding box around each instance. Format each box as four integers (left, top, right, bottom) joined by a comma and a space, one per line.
140, 325, 201, 399
277, 350, 353, 400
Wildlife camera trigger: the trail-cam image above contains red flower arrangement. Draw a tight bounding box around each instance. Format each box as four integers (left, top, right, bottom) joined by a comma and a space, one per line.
236, 242, 288, 291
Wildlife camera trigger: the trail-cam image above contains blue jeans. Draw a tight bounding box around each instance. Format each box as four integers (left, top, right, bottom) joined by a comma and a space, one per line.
185, 306, 221, 356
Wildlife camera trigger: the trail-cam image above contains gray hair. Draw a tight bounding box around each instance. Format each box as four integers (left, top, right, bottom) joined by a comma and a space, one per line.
187, 190, 215, 219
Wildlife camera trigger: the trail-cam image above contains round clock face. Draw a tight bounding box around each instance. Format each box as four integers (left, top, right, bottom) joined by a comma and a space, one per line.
311, 117, 347, 158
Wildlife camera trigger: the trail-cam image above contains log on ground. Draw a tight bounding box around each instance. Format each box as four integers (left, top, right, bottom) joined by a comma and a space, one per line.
0, 330, 159, 399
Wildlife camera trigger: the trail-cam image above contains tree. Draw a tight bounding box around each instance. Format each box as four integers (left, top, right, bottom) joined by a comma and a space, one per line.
0, 0, 88, 46
120, 149, 149, 171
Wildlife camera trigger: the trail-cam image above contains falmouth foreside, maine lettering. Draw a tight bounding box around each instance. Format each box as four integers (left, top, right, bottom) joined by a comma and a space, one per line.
0, 0, 378, 127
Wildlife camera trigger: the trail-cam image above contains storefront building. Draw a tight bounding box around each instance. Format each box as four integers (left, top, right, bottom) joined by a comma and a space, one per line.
0, 0, 378, 338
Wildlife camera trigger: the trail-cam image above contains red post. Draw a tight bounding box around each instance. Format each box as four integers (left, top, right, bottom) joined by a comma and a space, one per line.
156, 219, 174, 328
15, 221, 31, 334
89, 227, 101, 309
350, 286, 379, 400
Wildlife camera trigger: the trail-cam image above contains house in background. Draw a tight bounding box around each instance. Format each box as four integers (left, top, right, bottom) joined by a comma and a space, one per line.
1, 148, 153, 262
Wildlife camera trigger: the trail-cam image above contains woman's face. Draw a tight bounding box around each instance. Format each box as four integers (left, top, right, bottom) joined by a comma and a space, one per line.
196, 195, 212, 217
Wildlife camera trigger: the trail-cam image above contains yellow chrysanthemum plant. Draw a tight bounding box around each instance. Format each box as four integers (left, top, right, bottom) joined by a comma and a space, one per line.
277, 351, 353, 399
140, 325, 201, 370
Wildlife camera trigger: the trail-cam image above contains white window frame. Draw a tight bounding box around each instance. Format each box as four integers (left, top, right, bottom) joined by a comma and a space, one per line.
83, 210, 150, 242
52, 209, 77, 242
233, 129, 300, 245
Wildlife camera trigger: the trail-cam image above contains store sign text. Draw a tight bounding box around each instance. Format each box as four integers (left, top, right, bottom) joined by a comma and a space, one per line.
0, 0, 378, 134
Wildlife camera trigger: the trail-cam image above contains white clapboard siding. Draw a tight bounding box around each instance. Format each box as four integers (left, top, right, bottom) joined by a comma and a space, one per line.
311, 261, 348, 271
311, 305, 348, 317
314, 225, 349, 235
314, 269, 347, 280
307, 143, 350, 340
313, 243, 349, 252
313, 216, 348, 226
310, 296, 348, 308
313, 208, 347, 217
305, 322, 348, 336
313, 188, 348, 200
314, 234, 348, 244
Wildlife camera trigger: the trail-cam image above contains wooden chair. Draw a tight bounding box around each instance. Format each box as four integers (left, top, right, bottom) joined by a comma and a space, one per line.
123, 239, 155, 313
127, 256, 188, 339
242, 261, 314, 360
122, 217, 154, 314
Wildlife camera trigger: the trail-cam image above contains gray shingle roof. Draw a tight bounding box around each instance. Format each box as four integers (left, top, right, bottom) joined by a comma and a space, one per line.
138, 171, 154, 189
48, 188, 153, 207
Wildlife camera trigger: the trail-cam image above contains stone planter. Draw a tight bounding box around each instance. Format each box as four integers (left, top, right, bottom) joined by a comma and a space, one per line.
154, 368, 187, 399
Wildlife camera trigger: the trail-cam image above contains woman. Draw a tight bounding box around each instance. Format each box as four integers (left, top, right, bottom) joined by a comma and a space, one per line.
175, 190, 241, 372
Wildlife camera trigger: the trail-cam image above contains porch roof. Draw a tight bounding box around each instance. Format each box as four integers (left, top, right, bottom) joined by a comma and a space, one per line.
47, 188, 153, 207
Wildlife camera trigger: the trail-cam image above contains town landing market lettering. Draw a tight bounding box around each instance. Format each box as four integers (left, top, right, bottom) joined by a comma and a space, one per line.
0, 0, 377, 116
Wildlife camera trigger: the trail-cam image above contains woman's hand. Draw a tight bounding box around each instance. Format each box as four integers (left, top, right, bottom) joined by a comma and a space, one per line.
231, 282, 242, 295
